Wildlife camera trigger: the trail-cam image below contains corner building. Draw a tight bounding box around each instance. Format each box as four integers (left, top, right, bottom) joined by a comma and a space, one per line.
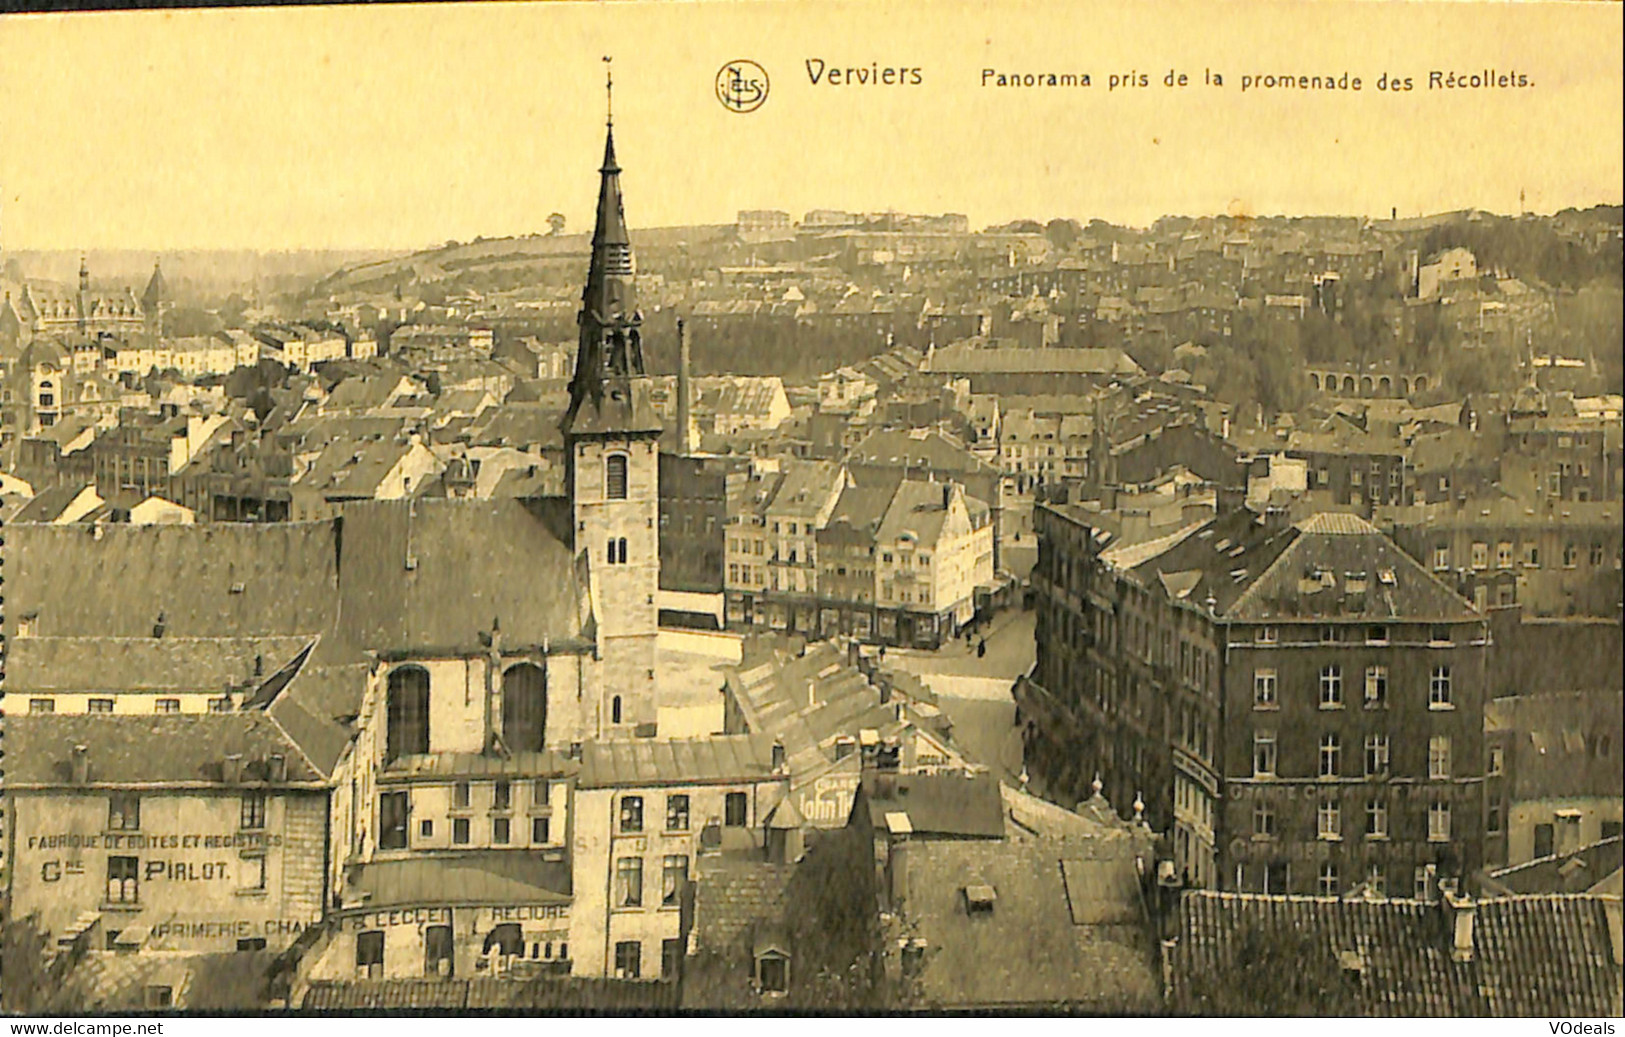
1021, 506, 1490, 897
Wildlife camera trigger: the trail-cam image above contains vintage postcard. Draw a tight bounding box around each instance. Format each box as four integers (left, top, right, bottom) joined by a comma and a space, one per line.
0, 0, 1621, 1019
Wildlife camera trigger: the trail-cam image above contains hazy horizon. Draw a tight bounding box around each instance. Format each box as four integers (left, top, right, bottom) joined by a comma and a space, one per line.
2, 0, 1620, 252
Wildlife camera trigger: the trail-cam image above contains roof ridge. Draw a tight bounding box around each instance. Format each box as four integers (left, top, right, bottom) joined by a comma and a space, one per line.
1220, 523, 1297, 616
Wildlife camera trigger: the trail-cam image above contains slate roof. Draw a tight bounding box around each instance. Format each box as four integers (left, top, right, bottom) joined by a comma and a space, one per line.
3, 636, 314, 693
903, 837, 1160, 1011
857, 772, 1006, 839
578, 734, 782, 789
1169, 891, 1624, 1017
10, 482, 95, 523
333, 499, 584, 656
2, 714, 329, 787
470, 402, 567, 451
691, 854, 798, 954
345, 852, 571, 908
3, 520, 340, 643
1126, 509, 1479, 622
849, 427, 999, 476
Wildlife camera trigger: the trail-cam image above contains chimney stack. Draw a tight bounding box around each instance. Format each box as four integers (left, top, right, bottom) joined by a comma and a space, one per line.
771, 739, 786, 774
1443, 890, 1477, 963
70, 744, 90, 785
268, 753, 288, 783
885, 812, 913, 912
223, 753, 244, 784
677, 317, 695, 456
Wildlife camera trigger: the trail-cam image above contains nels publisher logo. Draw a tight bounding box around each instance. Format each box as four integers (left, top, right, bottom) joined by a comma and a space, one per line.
716, 59, 769, 113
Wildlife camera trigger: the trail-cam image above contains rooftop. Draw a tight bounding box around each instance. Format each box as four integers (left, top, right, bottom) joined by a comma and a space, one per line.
578, 734, 783, 789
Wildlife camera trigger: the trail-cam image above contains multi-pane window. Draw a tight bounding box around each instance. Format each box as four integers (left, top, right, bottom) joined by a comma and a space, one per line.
1319, 665, 1342, 708
725, 791, 748, 827
107, 857, 139, 904
108, 794, 141, 831
1319, 733, 1341, 778
616, 857, 644, 908
356, 931, 385, 978
1522, 542, 1540, 568
492, 817, 511, 844
379, 792, 409, 850
1252, 799, 1275, 839
1256, 626, 1278, 645
1432, 545, 1450, 571
1563, 543, 1578, 568
1253, 669, 1278, 709
453, 782, 471, 809
1488, 745, 1505, 776
1364, 666, 1388, 707
1496, 541, 1513, 569
1414, 864, 1438, 902
1365, 734, 1390, 776
155, 699, 181, 714
1366, 625, 1388, 645
532, 817, 551, 844
662, 855, 688, 907
619, 796, 644, 833
241, 792, 267, 830
1470, 542, 1488, 569
1429, 736, 1452, 779
452, 818, 470, 845
29, 699, 55, 714
88, 698, 114, 714
1365, 865, 1386, 897
1366, 797, 1389, 838
1317, 798, 1341, 840
666, 794, 690, 832
493, 781, 512, 811
1319, 626, 1338, 644
613, 941, 641, 980
1429, 666, 1452, 708
1428, 799, 1451, 842
1253, 730, 1277, 777
1318, 862, 1339, 896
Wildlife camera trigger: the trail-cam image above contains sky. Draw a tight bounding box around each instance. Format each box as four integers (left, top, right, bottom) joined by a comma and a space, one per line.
1, 0, 1620, 252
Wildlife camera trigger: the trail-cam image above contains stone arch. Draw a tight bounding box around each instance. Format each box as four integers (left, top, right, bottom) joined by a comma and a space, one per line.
1414, 375, 1428, 392
1378, 376, 1392, 395
1310, 373, 1322, 391
1360, 376, 1375, 396
1342, 376, 1356, 393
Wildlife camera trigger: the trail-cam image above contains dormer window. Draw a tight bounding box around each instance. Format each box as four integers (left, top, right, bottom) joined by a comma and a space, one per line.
963, 884, 997, 915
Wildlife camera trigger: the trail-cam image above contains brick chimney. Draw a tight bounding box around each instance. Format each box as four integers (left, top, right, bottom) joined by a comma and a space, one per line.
1442, 890, 1477, 963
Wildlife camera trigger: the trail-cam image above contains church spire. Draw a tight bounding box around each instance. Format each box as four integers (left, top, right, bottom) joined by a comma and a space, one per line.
565, 57, 654, 434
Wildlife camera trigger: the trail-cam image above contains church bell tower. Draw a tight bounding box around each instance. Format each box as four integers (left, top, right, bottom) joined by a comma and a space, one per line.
564, 62, 663, 735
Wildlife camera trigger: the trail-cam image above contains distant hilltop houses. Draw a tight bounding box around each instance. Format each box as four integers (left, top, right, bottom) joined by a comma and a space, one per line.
0, 114, 1620, 1016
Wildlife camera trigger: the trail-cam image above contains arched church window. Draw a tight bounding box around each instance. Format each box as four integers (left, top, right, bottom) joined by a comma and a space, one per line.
386, 666, 431, 762
502, 663, 548, 753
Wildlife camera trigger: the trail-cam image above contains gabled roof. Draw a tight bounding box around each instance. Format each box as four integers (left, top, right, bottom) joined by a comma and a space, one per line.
1169, 890, 1623, 1017
334, 499, 583, 656
2, 714, 329, 787
2, 636, 313, 694
857, 772, 1006, 838
1483, 837, 1624, 896
904, 836, 1160, 1011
